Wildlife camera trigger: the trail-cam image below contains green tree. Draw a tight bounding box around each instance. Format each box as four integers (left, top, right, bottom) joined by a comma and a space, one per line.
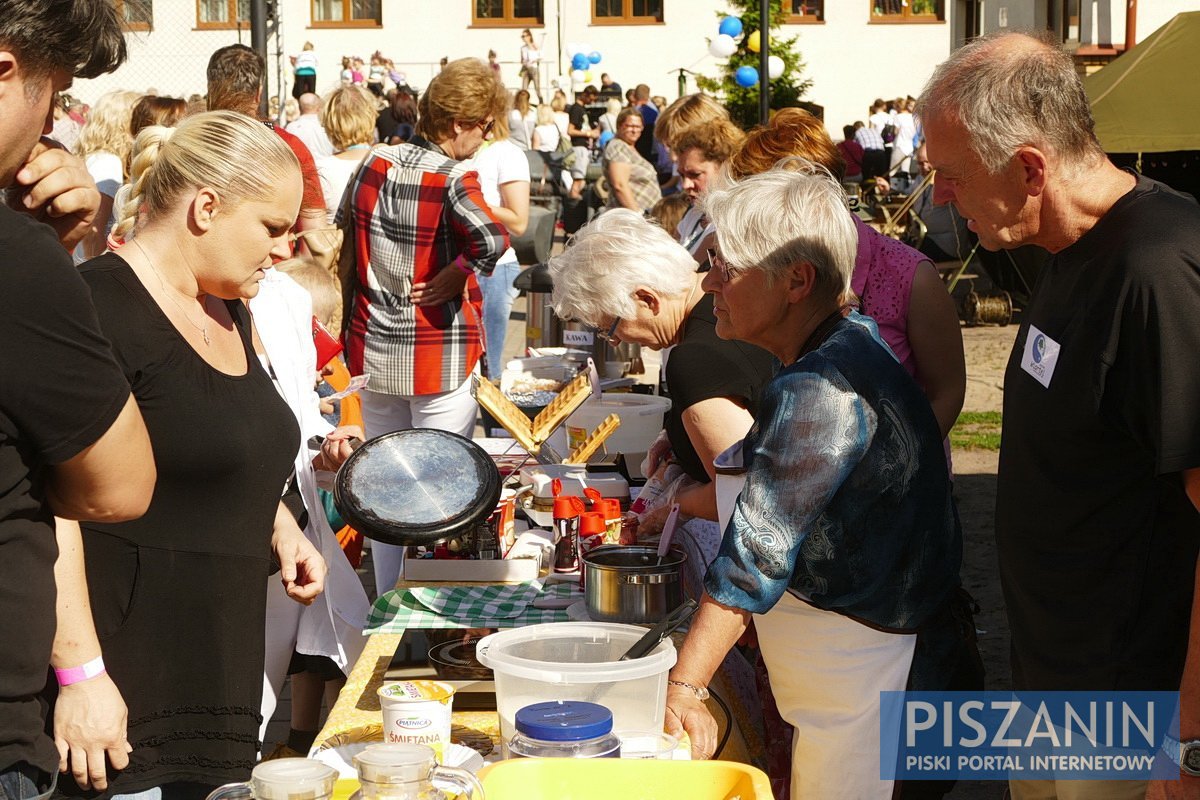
696, 0, 813, 129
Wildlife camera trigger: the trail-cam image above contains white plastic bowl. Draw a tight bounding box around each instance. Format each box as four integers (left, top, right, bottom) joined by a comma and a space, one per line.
546, 393, 672, 460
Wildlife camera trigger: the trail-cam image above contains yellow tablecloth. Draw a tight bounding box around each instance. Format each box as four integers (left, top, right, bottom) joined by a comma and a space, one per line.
312, 581, 754, 764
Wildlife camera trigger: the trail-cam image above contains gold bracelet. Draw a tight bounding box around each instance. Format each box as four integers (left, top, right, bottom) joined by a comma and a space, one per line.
667, 679, 710, 701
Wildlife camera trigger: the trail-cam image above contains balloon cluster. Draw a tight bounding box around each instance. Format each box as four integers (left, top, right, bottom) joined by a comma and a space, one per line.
567, 43, 602, 84
706, 16, 787, 87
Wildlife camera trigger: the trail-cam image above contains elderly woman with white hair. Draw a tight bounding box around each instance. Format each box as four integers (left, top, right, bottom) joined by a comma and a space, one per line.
664, 164, 963, 800
548, 209, 775, 555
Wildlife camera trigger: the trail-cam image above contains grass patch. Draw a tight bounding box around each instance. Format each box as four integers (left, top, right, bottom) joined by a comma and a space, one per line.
951, 411, 1002, 451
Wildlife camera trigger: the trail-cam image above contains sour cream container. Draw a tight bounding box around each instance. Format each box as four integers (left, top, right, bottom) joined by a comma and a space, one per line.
377, 680, 456, 761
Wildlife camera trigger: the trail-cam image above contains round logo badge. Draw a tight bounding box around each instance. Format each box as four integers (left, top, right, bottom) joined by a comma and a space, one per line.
1032, 333, 1046, 364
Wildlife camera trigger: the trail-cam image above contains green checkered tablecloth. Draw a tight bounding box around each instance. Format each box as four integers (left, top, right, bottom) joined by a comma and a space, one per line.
364, 580, 580, 634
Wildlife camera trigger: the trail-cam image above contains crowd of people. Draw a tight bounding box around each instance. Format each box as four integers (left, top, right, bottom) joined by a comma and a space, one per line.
2, 2, 1197, 799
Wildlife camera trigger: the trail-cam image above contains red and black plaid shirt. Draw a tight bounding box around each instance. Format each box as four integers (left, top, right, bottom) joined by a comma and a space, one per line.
341, 141, 508, 395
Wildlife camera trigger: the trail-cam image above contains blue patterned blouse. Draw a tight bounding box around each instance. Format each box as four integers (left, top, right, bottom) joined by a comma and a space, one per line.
705, 312, 961, 633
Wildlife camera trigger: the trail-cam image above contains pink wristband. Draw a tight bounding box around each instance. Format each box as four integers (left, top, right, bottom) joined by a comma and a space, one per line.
454, 256, 473, 276
55, 655, 105, 686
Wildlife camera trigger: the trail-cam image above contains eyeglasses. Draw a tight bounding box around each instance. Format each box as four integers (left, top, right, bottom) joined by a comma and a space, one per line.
476, 118, 495, 137
598, 317, 620, 344
702, 247, 741, 283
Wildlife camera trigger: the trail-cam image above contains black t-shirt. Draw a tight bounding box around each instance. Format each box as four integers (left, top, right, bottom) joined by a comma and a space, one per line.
567, 103, 591, 147
60, 254, 300, 794
0, 208, 130, 775
996, 174, 1200, 691
663, 294, 776, 482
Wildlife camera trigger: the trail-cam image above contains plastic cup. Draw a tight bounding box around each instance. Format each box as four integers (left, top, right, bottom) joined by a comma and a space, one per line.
377, 680, 455, 761
617, 730, 679, 760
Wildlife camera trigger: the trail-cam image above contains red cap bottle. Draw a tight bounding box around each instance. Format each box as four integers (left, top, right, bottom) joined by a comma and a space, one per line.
552, 495, 585, 573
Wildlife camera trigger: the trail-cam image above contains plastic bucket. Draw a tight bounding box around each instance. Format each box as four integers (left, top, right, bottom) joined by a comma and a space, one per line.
546, 393, 672, 460
475, 622, 676, 757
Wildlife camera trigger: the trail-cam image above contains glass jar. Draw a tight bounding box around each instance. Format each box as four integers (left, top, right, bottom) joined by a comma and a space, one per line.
205, 759, 336, 800
350, 743, 483, 800
508, 701, 621, 759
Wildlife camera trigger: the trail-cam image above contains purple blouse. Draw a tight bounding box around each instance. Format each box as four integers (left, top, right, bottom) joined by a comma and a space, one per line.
850, 215, 929, 382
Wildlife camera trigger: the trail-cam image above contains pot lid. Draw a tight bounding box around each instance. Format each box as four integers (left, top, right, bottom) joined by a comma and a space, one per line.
334, 429, 501, 547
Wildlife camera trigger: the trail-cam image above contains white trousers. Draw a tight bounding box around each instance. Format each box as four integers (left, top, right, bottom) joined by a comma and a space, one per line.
755, 592, 916, 800
361, 373, 478, 594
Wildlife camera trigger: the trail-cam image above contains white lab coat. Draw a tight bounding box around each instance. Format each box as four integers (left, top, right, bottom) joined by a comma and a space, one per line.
250, 269, 369, 722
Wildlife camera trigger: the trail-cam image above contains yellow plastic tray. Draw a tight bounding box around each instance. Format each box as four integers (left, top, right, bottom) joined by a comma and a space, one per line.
479, 758, 773, 799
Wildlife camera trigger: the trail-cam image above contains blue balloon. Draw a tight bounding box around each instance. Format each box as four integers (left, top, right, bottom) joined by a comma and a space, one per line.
588, 51, 602, 65
735, 65, 759, 88
599, 130, 614, 147
571, 53, 589, 71
718, 16, 743, 38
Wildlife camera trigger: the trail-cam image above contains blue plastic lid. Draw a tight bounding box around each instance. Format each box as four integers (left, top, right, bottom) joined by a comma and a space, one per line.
514, 701, 613, 741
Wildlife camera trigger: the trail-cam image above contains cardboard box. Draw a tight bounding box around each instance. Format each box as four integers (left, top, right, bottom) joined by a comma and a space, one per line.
402, 554, 541, 583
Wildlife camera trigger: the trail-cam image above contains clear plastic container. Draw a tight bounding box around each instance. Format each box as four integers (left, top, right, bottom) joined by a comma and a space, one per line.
509, 701, 621, 759
475, 622, 676, 758
617, 729, 680, 760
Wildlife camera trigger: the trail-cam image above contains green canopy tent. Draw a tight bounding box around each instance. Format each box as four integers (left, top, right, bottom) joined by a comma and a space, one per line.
1085, 11, 1200, 154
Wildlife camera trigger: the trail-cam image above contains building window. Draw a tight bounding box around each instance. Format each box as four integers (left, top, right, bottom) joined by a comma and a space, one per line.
197, 0, 249, 29
593, 0, 663, 25
473, 0, 543, 27
117, 0, 153, 31
786, 1, 823, 22
312, 0, 382, 27
870, 0, 942, 22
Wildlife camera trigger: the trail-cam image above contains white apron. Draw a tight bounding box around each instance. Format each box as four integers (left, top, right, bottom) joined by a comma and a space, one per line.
712, 440, 914, 800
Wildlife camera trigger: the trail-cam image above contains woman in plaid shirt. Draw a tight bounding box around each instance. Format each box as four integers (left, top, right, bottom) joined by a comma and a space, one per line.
340, 57, 509, 592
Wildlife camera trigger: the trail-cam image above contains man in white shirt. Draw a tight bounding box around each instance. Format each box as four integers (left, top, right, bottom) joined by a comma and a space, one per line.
286, 92, 334, 158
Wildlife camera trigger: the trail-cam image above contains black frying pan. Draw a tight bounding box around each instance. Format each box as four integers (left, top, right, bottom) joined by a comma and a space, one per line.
332, 429, 502, 547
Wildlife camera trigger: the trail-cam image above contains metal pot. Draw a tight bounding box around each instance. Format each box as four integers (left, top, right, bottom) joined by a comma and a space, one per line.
582, 545, 687, 624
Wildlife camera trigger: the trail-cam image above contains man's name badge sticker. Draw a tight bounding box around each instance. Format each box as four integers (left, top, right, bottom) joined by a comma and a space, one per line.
1020, 325, 1061, 389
